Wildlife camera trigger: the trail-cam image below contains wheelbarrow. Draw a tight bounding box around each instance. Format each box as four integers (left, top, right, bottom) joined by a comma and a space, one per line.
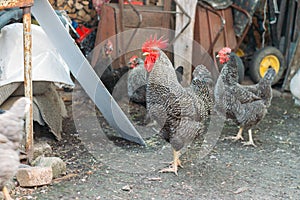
193, 0, 300, 86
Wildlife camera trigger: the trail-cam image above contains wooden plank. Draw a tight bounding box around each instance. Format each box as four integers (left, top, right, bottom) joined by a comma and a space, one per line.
108, 3, 165, 28
162, 0, 172, 29
92, 5, 117, 67
0, 0, 33, 9
173, 0, 198, 85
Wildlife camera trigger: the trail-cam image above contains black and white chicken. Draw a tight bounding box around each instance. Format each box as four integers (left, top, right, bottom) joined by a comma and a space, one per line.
0, 97, 30, 200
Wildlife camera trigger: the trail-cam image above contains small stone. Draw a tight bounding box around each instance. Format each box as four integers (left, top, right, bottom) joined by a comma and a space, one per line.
33, 141, 52, 160
32, 157, 66, 178
122, 185, 132, 191
19, 164, 31, 168
16, 167, 52, 187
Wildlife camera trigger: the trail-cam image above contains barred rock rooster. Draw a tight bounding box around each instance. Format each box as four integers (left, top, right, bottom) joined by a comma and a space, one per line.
94, 40, 129, 94
0, 97, 30, 200
214, 47, 276, 147
127, 56, 185, 106
143, 36, 213, 175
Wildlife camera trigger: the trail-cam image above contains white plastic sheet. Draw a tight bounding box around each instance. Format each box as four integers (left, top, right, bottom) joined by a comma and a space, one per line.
290, 68, 300, 106
0, 23, 74, 88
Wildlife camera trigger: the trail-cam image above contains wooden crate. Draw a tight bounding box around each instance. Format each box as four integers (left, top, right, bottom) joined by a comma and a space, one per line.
92, 3, 174, 68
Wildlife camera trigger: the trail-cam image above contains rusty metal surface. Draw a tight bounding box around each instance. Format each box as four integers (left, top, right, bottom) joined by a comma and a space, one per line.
0, 0, 33, 9
231, 3, 252, 52
22, 6, 33, 162
198, 1, 225, 55
195, 2, 239, 54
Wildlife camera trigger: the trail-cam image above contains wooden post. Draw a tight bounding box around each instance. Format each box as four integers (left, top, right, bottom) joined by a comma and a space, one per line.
173, 0, 197, 86
22, 6, 33, 163
0, 0, 34, 163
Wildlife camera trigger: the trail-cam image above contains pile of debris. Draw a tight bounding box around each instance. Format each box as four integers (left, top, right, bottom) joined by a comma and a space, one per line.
49, 0, 97, 25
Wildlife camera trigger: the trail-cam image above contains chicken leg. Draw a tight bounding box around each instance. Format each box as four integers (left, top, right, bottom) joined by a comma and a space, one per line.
159, 149, 183, 176
242, 129, 257, 147
224, 127, 244, 141
2, 186, 13, 200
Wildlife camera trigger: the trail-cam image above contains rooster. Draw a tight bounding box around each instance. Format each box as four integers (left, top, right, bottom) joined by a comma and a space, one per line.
0, 97, 30, 200
127, 56, 185, 106
94, 40, 129, 94
143, 36, 213, 175
214, 47, 276, 147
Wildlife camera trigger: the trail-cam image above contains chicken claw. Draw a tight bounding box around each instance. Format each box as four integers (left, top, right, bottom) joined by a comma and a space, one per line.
242, 140, 257, 147
241, 129, 257, 147
2, 186, 13, 200
223, 127, 244, 141
159, 150, 182, 175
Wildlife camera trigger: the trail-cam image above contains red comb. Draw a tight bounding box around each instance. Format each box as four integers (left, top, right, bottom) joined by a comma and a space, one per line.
129, 55, 138, 62
142, 35, 168, 52
219, 47, 231, 55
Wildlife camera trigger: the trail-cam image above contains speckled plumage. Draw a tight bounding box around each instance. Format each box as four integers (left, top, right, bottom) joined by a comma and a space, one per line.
214, 50, 275, 141
0, 98, 30, 192
146, 51, 213, 151
127, 58, 148, 104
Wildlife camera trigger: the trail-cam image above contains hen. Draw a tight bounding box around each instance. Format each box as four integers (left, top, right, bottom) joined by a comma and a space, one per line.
143, 36, 213, 175
0, 97, 30, 200
127, 56, 147, 105
127, 56, 185, 106
94, 40, 129, 94
214, 47, 276, 147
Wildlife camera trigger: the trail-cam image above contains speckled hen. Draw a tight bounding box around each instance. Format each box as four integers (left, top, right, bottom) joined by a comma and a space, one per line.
214, 47, 276, 147
0, 97, 30, 200
143, 36, 213, 175
127, 56, 147, 105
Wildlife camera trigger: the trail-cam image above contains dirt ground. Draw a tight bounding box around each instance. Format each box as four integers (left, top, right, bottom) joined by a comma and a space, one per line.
15, 87, 300, 200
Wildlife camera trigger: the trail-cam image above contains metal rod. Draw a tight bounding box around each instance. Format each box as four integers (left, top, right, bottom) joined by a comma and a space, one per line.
168, 0, 191, 46
231, 4, 252, 52
119, 0, 125, 66
281, 0, 296, 90
137, 10, 182, 14
22, 6, 33, 163
276, 0, 287, 42
123, 0, 142, 53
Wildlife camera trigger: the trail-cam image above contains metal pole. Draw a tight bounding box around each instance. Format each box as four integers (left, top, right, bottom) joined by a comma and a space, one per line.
22, 6, 33, 163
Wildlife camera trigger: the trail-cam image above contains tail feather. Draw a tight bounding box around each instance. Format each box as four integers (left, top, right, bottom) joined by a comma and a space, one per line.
262, 67, 276, 82
191, 65, 214, 113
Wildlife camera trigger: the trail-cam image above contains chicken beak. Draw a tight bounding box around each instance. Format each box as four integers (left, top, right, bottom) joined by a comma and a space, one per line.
143, 52, 150, 56
216, 54, 220, 58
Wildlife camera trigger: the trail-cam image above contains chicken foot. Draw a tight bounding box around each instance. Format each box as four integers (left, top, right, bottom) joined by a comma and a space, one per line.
242, 129, 257, 147
224, 127, 244, 141
2, 186, 13, 200
159, 149, 183, 176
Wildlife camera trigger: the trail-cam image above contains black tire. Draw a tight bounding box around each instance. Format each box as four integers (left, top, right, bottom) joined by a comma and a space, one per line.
232, 53, 245, 83
250, 46, 285, 84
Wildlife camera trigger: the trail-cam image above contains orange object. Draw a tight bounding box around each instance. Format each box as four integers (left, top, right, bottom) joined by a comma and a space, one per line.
124, 1, 143, 5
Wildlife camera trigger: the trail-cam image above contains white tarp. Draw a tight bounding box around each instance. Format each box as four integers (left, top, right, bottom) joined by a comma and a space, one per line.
290, 68, 300, 106
0, 23, 74, 88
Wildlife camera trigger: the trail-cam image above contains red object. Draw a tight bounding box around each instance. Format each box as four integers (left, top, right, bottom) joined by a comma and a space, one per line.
124, 1, 143, 5
217, 47, 232, 64
142, 35, 169, 72
142, 35, 168, 52
75, 25, 93, 43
